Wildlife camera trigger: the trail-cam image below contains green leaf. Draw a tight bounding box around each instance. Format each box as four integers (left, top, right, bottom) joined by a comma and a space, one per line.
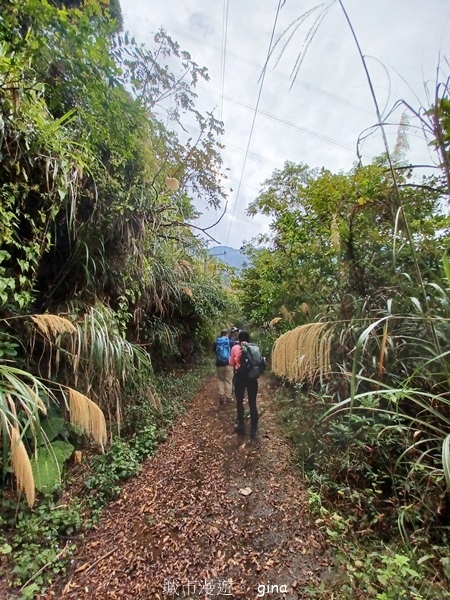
0, 543, 12, 554
30, 441, 74, 494
51, 440, 75, 462
37, 417, 66, 445
21, 583, 40, 598
443, 250, 450, 286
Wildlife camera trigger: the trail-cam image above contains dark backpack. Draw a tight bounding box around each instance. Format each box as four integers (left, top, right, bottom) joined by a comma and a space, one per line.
238, 343, 266, 379
215, 336, 231, 365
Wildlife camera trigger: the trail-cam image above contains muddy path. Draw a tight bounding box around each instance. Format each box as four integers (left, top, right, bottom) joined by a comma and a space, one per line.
44, 376, 329, 599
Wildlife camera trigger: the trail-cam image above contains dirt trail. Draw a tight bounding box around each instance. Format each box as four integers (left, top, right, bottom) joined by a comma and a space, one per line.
45, 376, 329, 599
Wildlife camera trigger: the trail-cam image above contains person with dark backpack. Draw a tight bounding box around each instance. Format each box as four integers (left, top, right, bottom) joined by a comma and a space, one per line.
229, 330, 266, 440
212, 329, 233, 404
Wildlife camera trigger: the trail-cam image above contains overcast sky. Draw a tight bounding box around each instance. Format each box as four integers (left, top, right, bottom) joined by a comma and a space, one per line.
120, 0, 450, 250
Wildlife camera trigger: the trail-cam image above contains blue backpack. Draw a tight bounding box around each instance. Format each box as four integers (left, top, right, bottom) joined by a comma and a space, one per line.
215, 336, 231, 365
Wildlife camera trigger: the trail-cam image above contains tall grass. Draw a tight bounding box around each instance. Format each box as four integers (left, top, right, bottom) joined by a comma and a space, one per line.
1, 304, 154, 505
32, 304, 155, 430
0, 361, 106, 506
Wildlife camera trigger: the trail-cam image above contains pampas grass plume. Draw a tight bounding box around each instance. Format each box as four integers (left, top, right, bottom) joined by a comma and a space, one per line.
165, 177, 180, 192
10, 428, 35, 507
31, 314, 76, 338
69, 389, 107, 451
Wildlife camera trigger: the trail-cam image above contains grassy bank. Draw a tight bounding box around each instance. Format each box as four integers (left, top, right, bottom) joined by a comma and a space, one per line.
274, 382, 450, 600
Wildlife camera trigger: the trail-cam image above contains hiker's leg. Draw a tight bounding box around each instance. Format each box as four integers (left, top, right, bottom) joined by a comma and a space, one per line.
217, 367, 226, 403
224, 366, 233, 401
247, 379, 259, 438
234, 375, 246, 434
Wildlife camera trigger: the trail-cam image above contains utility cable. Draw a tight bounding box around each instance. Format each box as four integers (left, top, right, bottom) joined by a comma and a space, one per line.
219, 0, 229, 127
196, 86, 362, 155
225, 0, 284, 246
125, 16, 373, 116
167, 118, 284, 169
215, 0, 229, 242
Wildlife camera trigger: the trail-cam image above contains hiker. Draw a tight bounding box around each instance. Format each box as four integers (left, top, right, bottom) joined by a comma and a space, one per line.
229, 326, 240, 399
230, 326, 240, 347
229, 330, 265, 440
213, 329, 233, 404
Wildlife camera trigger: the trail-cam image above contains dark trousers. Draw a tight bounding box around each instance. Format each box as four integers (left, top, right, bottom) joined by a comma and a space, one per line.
235, 374, 258, 434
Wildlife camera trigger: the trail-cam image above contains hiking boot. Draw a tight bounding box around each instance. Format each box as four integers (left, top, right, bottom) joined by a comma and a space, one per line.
226, 397, 233, 403
250, 427, 258, 440
234, 422, 245, 435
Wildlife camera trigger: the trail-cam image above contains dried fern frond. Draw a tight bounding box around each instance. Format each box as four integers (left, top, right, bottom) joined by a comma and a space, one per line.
183, 287, 193, 297
300, 302, 310, 317
31, 314, 76, 339
318, 326, 334, 377
68, 389, 107, 450
147, 386, 162, 412
180, 259, 193, 271
10, 427, 35, 507
28, 386, 47, 415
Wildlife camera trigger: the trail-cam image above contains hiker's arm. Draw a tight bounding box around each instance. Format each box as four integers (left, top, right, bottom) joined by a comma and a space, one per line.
229, 344, 239, 367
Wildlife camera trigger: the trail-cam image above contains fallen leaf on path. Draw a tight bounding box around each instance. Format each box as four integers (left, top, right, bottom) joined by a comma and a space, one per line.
38, 375, 327, 600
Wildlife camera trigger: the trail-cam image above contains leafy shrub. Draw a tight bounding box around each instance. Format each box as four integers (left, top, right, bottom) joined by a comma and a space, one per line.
0, 498, 81, 593
84, 439, 142, 507
276, 379, 450, 598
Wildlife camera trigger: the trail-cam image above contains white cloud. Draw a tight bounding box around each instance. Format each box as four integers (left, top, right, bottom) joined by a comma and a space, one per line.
120, 0, 450, 249
188, 12, 216, 36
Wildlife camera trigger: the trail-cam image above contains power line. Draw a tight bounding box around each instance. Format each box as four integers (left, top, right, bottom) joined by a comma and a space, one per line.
225, 0, 284, 246
165, 118, 284, 170
160, 88, 360, 161
124, 15, 372, 116
216, 0, 229, 241
219, 0, 229, 126
196, 85, 361, 155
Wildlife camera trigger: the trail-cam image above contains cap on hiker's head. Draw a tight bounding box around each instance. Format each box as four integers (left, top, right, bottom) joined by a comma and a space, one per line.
231, 326, 239, 333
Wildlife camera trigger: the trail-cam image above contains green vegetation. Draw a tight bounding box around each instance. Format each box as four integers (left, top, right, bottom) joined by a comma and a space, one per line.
239, 70, 450, 599
0, 0, 236, 500
2, 0, 450, 597
235, 9, 450, 591
0, 361, 212, 597
0, 0, 234, 594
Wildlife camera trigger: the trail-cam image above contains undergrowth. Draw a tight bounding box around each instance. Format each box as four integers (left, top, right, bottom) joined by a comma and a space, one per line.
0, 360, 214, 599
275, 383, 450, 600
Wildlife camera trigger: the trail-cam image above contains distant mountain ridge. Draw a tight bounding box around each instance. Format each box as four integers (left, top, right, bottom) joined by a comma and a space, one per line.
208, 245, 246, 270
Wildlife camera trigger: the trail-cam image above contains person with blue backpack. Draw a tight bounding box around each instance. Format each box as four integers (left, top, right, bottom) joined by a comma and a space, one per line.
212, 329, 233, 404
230, 326, 240, 347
